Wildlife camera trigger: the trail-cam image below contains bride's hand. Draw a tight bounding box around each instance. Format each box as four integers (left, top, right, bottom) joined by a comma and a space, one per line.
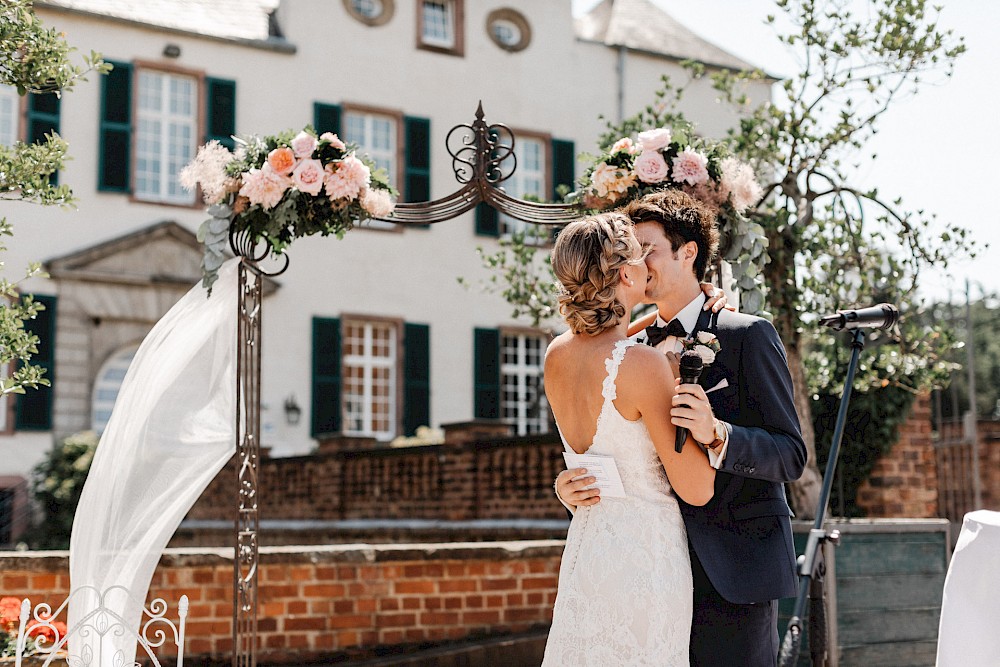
555, 468, 601, 508
701, 283, 736, 313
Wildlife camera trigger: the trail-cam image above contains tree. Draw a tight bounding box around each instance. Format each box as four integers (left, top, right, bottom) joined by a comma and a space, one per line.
473, 0, 969, 517
29, 431, 97, 549
0, 0, 108, 394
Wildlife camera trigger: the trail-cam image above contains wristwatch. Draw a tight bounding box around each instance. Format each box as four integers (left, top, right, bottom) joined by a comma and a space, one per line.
705, 419, 727, 451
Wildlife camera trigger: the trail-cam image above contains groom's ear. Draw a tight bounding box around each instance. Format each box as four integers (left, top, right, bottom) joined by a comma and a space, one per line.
682, 241, 699, 264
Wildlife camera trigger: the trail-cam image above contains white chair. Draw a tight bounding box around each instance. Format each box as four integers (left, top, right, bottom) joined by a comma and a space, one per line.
14, 586, 188, 667
937, 510, 1000, 666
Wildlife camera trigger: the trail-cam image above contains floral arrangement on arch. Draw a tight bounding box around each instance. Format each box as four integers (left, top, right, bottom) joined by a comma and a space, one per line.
575, 123, 771, 314
181, 129, 397, 291
0, 596, 67, 658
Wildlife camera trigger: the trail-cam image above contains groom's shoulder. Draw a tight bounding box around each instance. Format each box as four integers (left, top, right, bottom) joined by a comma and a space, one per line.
715, 309, 774, 335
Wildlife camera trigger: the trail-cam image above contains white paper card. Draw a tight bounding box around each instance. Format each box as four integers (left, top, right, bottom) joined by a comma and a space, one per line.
562, 452, 627, 498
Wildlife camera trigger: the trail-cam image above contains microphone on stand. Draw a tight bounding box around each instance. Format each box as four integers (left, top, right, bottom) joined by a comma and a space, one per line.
675, 351, 704, 453
819, 303, 899, 331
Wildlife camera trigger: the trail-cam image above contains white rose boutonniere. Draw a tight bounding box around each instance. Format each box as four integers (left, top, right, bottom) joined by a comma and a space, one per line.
683, 331, 722, 366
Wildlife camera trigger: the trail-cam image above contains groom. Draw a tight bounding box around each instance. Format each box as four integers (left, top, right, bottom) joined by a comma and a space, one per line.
557, 190, 806, 666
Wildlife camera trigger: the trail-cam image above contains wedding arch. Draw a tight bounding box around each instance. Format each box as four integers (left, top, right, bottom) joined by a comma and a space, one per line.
69, 102, 763, 666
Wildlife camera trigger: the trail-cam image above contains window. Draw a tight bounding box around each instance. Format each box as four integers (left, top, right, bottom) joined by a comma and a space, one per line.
345, 0, 394, 24
501, 331, 549, 435
345, 110, 398, 229
91, 344, 138, 435
342, 320, 397, 439
499, 136, 546, 237
134, 69, 198, 204
0, 85, 18, 147
486, 9, 531, 52
418, 0, 463, 55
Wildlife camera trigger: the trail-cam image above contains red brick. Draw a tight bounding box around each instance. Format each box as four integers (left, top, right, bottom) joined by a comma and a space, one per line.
463, 610, 501, 625
379, 613, 417, 628
439, 579, 477, 593
420, 611, 460, 626
395, 580, 435, 594
480, 578, 516, 591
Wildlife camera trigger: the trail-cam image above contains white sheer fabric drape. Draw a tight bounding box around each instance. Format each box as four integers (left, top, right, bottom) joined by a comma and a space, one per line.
68, 258, 240, 664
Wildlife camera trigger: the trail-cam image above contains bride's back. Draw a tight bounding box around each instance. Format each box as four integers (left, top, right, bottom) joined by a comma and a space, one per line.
544, 330, 643, 454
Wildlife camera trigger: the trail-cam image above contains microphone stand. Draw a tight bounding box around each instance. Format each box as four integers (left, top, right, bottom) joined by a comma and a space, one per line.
778, 328, 866, 667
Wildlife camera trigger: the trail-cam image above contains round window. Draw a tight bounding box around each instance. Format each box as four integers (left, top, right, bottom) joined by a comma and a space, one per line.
343, 0, 394, 26
486, 9, 531, 52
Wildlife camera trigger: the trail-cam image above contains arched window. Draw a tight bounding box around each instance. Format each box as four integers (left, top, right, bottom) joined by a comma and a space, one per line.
91, 344, 139, 435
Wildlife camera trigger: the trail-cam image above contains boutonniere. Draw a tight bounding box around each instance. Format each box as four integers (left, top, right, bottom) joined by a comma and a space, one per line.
682, 331, 721, 366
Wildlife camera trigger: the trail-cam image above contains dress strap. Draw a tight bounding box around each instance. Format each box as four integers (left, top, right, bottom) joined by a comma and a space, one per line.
601, 338, 639, 402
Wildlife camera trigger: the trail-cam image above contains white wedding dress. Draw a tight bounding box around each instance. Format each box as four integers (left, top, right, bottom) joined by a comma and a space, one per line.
542, 339, 693, 666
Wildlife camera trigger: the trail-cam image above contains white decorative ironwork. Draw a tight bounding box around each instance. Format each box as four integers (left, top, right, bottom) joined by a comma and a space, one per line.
14, 587, 188, 667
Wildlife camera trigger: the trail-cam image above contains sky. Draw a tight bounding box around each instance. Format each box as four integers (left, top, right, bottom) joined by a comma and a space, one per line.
572, 0, 1000, 304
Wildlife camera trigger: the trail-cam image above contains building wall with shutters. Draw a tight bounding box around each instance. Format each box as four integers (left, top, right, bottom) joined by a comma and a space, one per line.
0, 0, 771, 472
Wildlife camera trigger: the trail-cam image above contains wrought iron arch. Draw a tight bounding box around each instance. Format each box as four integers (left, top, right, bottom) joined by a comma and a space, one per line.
229, 103, 582, 665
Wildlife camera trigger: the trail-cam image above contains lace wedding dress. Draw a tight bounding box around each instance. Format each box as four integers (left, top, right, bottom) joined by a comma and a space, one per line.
542, 339, 693, 666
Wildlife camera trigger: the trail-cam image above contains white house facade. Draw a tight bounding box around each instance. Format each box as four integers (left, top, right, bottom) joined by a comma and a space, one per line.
0, 0, 771, 542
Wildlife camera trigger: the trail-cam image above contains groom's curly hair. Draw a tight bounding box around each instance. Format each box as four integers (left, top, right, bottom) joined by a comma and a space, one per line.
621, 190, 719, 281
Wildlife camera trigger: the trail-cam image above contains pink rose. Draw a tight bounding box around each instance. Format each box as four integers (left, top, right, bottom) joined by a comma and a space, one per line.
671, 148, 709, 186
320, 132, 347, 151
239, 164, 291, 210
266, 147, 296, 175
719, 157, 762, 213
637, 127, 672, 152
610, 137, 638, 155
324, 155, 371, 201
633, 150, 670, 184
292, 158, 324, 195
290, 131, 318, 158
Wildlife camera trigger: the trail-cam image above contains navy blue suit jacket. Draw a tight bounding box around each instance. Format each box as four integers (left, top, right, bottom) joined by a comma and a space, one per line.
674, 308, 806, 604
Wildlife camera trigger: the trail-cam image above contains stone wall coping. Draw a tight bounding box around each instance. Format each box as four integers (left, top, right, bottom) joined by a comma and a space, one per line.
792, 518, 950, 534
0, 540, 568, 570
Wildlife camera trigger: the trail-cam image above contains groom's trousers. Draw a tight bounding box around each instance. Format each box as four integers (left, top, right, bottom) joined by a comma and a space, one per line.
689, 549, 779, 667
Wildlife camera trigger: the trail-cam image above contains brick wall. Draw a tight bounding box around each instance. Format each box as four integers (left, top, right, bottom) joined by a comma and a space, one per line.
187, 424, 568, 527
0, 542, 563, 664
856, 394, 938, 517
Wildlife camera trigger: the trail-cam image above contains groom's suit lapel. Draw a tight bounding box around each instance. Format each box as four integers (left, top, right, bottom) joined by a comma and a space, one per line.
689, 308, 730, 398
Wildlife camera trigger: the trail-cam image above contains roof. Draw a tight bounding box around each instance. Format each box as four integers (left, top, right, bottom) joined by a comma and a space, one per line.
575, 0, 768, 75
36, 0, 288, 49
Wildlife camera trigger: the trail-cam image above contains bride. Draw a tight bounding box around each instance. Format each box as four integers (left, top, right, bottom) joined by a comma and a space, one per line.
541, 212, 716, 666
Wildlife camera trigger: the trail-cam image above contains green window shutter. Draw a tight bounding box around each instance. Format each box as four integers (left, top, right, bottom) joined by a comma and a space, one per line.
403, 115, 431, 205
205, 78, 236, 149
551, 138, 575, 201
15, 295, 57, 431
98, 60, 132, 193
473, 327, 501, 419
26, 92, 61, 185
311, 317, 342, 437
313, 102, 341, 136
475, 203, 499, 237
402, 322, 431, 436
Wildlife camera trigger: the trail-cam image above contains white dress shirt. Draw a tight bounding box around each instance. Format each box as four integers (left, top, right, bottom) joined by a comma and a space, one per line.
651, 293, 730, 469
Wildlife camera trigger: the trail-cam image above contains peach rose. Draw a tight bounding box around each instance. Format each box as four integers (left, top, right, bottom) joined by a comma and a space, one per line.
633, 150, 669, 184
266, 146, 296, 175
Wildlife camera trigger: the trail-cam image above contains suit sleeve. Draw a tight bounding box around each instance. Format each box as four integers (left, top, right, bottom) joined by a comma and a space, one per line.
718, 319, 807, 483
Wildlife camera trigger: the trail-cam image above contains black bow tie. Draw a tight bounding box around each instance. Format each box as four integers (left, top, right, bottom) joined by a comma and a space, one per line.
645, 318, 687, 347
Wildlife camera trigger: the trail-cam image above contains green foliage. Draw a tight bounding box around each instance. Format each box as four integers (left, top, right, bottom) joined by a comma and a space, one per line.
0, 0, 109, 95
812, 384, 915, 517
29, 431, 98, 550
0, 1, 108, 395
928, 297, 1000, 421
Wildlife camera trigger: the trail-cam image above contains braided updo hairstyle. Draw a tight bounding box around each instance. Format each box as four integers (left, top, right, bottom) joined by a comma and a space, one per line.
552, 212, 646, 336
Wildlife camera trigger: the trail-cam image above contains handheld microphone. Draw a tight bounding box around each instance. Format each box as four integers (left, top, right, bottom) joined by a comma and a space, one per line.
819, 303, 899, 331
675, 351, 704, 453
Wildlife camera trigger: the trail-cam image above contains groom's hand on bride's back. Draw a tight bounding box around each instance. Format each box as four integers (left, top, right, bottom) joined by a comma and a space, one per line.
555, 468, 601, 509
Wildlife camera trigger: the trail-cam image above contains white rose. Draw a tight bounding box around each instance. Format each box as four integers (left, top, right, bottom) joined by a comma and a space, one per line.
290, 131, 318, 158
637, 127, 672, 152
693, 345, 716, 365
696, 331, 716, 345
